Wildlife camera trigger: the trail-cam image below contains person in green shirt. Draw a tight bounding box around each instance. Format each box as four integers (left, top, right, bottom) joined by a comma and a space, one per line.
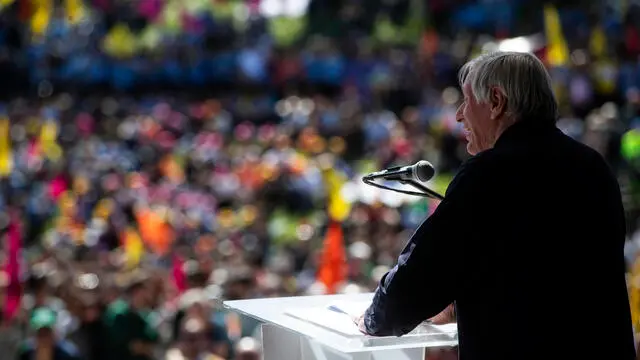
103, 276, 158, 360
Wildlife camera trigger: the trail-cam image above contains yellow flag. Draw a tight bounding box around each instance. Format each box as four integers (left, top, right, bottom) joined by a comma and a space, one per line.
39, 121, 63, 161
543, 4, 569, 67
629, 256, 640, 334
139, 25, 163, 51
0, 0, 15, 8
0, 118, 12, 177
161, 1, 183, 34
93, 198, 114, 220
31, 0, 52, 38
102, 23, 138, 58
65, 0, 85, 25
589, 26, 607, 58
123, 227, 144, 269
323, 168, 351, 222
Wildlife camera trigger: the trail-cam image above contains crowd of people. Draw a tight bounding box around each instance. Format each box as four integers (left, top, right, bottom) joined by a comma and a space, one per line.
0, 0, 639, 359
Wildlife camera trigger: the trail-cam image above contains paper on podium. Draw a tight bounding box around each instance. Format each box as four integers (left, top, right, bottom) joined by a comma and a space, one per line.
285, 300, 458, 338
326, 299, 371, 319
286, 306, 364, 336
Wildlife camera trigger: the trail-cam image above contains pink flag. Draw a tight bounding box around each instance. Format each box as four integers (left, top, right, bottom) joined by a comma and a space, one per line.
3, 214, 22, 323
48, 175, 67, 201
138, 0, 163, 21
26, 139, 41, 169
172, 255, 187, 295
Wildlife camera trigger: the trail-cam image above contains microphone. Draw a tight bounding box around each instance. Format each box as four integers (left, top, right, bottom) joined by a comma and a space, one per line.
363, 160, 435, 183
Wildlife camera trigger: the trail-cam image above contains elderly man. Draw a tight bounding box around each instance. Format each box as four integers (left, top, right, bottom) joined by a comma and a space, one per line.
359, 52, 635, 360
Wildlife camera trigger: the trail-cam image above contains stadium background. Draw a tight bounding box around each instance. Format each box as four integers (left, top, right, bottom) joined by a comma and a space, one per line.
0, 0, 639, 359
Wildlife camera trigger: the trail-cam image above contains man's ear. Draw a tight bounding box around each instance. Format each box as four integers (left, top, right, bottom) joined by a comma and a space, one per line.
489, 87, 507, 119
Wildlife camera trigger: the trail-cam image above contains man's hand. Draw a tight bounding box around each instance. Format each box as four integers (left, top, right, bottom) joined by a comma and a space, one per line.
428, 304, 456, 325
353, 314, 368, 335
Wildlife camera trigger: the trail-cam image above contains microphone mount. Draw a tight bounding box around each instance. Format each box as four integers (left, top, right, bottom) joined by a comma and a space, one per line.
362, 176, 444, 200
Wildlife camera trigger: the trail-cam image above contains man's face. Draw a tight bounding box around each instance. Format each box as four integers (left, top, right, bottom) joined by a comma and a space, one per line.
457, 82, 496, 155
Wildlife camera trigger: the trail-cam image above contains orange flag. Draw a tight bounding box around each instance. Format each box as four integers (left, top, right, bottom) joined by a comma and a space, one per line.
135, 208, 175, 256
317, 220, 347, 294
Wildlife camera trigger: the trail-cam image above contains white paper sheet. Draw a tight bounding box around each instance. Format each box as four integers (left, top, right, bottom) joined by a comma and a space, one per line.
286, 306, 363, 336
286, 300, 458, 338
326, 300, 372, 319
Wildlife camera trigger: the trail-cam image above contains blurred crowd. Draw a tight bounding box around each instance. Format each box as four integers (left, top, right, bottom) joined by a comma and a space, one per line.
0, 0, 640, 359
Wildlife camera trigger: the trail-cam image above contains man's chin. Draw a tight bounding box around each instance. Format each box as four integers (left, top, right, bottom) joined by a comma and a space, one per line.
466, 143, 478, 156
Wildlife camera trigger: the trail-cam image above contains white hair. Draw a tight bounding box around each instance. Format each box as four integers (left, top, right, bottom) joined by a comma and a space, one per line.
458, 51, 558, 122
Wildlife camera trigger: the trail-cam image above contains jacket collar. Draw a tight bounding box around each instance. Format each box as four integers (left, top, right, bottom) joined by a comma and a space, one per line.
493, 116, 558, 149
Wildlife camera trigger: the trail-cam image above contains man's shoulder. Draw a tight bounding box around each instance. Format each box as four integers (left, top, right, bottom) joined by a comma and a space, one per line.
449, 150, 501, 185
444, 154, 497, 198
472, 129, 610, 173
547, 130, 618, 185
556, 128, 608, 160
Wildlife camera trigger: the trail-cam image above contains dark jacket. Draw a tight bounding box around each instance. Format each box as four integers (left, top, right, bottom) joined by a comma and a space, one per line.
364, 118, 636, 360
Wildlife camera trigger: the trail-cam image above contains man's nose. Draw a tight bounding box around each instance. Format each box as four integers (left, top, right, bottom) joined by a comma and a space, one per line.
455, 105, 464, 122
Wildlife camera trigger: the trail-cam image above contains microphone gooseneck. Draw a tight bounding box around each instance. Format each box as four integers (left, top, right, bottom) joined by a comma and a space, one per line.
362, 160, 444, 200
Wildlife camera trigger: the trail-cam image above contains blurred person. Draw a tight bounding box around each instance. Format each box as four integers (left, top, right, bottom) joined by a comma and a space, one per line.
234, 337, 261, 360
25, 274, 61, 314
103, 274, 158, 360
165, 316, 222, 360
224, 268, 255, 302
66, 295, 106, 360
359, 52, 635, 360
0, 270, 22, 360
217, 268, 262, 340
172, 289, 231, 359
17, 307, 83, 360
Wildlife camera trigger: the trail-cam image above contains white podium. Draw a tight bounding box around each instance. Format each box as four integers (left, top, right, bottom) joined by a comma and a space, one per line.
224, 293, 458, 360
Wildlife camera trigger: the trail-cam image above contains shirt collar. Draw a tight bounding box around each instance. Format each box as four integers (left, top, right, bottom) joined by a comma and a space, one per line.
493, 116, 558, 149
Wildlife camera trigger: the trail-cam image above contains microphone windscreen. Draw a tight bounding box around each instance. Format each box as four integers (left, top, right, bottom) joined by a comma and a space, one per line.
415, 161, 436, 182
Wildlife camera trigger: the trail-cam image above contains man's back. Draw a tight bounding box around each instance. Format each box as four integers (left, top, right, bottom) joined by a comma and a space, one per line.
457, 119, 635, 360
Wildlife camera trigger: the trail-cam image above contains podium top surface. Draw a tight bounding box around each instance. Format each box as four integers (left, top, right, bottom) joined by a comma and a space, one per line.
224, 293, 457, 353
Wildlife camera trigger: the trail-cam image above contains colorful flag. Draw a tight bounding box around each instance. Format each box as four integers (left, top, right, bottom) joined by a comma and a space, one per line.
0, 117, 12, 177
3, 213, 22, 323
159, 154, 185, 184
30, 0, 52, 38
171, 254, 187, 295
323, 167, 351, 222
48, 175, 68, 201
589, 25, 607, 58
622, 129, 640, 161
39, 115, 63, 161
0, 0, 15, 9
543, 4, 569, 67
122, 227, 144, 269
135, 208, 175, 256
629, 255, 640, 334
102, 23, 138, 58
65, 0, 85, 25
18, 0, 31, 21
316, 220, 347, 294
